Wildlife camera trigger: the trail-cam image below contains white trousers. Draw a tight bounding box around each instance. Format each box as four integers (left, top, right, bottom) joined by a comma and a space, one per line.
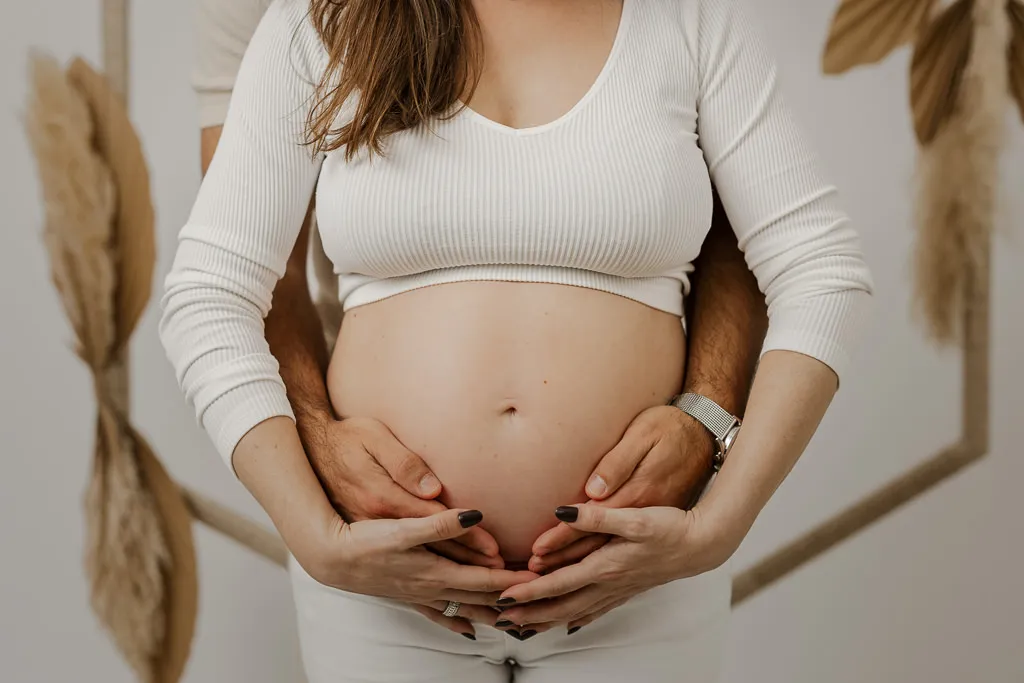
288, 556, 732, 683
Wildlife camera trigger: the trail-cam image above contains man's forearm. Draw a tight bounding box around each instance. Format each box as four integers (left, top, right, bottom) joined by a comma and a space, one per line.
266, 217, 335, 432
201, 126, 333, 436
683, 190, 768, 417
268, 222, 335, 438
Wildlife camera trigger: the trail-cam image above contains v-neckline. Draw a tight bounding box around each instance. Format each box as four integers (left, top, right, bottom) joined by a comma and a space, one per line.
454, 0, 635, 137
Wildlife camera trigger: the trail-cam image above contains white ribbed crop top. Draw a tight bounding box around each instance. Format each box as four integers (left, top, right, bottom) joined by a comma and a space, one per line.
160, 0, 874, 465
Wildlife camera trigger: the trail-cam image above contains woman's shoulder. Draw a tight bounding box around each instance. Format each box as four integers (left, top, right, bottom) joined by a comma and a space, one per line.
643, 0, 726, 43
660, 0, 744, 23
655, 0, 750, 31
650, 0, 763, 63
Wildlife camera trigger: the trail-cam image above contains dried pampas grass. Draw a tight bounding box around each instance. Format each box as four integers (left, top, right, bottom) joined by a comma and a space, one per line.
912, 0, 1009, 343
23, 52, 197, 683
25, 52, 117, 369
66, 57, 155, 347
823, 0, 1022, 346
86, 405, 170, 683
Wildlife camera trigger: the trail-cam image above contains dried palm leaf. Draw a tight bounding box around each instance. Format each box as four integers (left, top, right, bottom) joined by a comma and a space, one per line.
910, 0, 975, 145
1008, 0, 1024, 121
913, 0, 1009, 343
66, 58, 155, 349
823, 0, 937, 74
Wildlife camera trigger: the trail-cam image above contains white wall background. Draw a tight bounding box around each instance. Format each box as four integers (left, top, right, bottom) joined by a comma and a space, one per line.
1, 1, 1021, 681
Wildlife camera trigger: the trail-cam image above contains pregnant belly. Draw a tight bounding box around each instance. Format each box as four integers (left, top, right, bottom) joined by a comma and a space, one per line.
326, 281, 686, 562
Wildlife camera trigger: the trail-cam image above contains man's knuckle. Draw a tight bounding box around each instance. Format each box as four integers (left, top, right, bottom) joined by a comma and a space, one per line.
395, 452, 424, 479
362, 494, 391, 518
634, 414, 660, 438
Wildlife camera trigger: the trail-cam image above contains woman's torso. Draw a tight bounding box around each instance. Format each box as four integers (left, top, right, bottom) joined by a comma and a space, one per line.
323, 0, 703, 561
315, 0, 712, 315
328, 282, 685, 562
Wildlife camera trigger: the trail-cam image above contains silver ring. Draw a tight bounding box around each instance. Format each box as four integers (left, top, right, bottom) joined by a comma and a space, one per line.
443, 600, 461, 618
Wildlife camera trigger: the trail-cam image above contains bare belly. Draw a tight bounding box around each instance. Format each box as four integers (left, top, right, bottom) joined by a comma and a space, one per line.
326, 281, 686, 562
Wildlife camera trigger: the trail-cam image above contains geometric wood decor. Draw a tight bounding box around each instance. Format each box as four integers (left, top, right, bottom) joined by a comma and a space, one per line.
732, 243, 990, 604
735, 0, 1021, 604
24, 0, 1014, 679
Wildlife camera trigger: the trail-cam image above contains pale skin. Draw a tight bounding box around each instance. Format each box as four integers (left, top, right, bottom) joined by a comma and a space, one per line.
198, 0, 819, 640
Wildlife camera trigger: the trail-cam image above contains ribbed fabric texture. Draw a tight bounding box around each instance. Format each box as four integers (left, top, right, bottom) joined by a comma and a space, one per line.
160, 0, 874, 470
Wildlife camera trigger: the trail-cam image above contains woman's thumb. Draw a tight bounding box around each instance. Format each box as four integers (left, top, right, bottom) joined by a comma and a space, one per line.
398, 508, 484, 548
554, 505, 651, 541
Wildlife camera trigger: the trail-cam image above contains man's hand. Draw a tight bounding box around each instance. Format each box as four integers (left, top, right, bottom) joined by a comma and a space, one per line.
528, 189, 768, 575
528, 405, 714, 574
301, 414, 505, 568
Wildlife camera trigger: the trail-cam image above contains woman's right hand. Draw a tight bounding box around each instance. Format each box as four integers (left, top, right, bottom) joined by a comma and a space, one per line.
296, 507, 538, 637
235, 417, 537, 637
304, 507, 537, 606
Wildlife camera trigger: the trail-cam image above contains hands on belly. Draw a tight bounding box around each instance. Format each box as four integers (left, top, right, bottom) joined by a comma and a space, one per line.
305, 415, 506, 567
495, 405, 732, 635
301, 413, 536, 639
304, 404, 724, 639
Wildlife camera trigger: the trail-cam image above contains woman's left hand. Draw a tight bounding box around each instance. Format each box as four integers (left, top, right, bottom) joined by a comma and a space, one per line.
494, 503, 736, 633
528, 405, 717, 574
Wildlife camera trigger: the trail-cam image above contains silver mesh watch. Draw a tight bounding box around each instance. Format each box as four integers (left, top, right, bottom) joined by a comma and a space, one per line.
669, 393, 742, 471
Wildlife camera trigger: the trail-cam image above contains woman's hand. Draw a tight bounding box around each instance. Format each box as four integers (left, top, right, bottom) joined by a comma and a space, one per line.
234, 417, 537, 639
302, 415, 504, 568
305, 508, 532, 601
495, 503, 738, 634
528, 405, 715, 574
299, 507, 540, 638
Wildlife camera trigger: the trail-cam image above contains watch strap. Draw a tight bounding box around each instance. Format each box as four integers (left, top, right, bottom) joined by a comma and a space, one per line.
670, 393, 738, 442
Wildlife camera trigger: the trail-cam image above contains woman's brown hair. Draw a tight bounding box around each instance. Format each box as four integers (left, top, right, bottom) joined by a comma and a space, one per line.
305, 0, 482, 161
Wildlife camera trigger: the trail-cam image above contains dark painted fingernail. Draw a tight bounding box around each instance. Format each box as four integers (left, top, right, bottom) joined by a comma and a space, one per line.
462, 632, 476, 640
567, 626, 582, 635
507, 629, 522, 640
495, 619, 514, 628
521, 629, 537, 640
496, 597, 516, 605
555, 506, 579, 523
458, 510, 483, 528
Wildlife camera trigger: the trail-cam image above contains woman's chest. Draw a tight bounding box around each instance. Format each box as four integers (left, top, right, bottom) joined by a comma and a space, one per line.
314, 85, 712, 279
